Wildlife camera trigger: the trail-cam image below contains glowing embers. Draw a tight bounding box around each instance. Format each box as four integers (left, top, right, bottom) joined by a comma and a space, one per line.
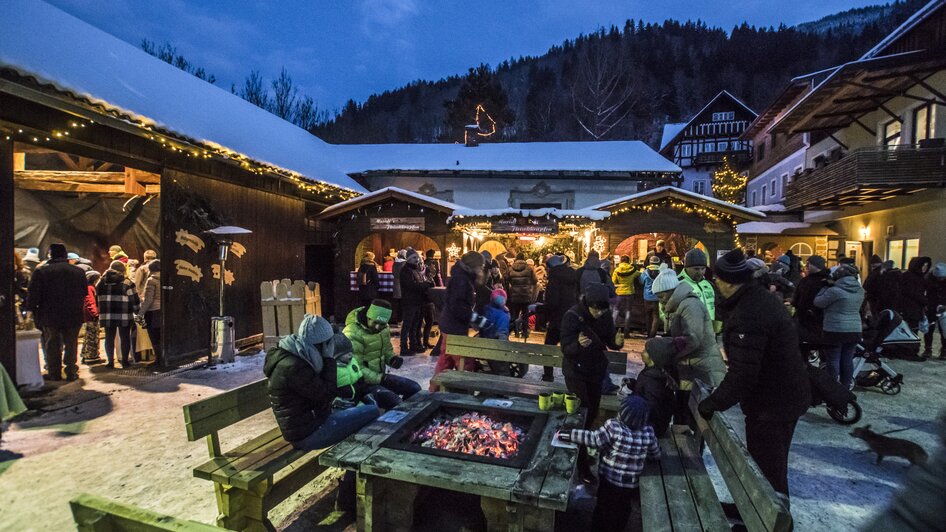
411, 411, 525, 460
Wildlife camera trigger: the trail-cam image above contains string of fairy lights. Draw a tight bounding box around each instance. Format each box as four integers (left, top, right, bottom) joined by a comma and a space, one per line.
462, 104, 497, 144
711, 156, 747, 205
1, 114, 360, 202
606, 199, 742, 248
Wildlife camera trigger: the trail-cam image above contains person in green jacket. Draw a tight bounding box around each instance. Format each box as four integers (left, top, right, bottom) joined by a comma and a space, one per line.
612, 255, 642, 339
343, 299, 420, 408
678, 248, 718, 327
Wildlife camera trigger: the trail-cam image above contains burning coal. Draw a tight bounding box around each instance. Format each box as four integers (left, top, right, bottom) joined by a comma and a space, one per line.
410, 412, 526, 459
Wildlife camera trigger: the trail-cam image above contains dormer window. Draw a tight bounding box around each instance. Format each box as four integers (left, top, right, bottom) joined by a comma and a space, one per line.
712, 111, 735, 122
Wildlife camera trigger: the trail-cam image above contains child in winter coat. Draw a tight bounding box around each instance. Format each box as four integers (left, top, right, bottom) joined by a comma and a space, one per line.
334, 332, 405, 411
480, 288, 511, 341
343, 300, 420, 405
622, 350, 675, 437
560, 395, 660, 531
81, 271, 102, 364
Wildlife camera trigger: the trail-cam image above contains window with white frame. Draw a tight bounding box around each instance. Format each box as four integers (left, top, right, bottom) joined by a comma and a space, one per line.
712, 111, 735, 122
883, 120, 902, 147
790, 242, 813, 258
887, 238, 920, 269
913, 103, 938, 144
770, 179, 776, 196
681, 144, 691, 157
694, 180, 706, 195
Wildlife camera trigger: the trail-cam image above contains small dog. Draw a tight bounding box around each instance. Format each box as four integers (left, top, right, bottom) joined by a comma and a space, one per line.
851, 425, 928, 466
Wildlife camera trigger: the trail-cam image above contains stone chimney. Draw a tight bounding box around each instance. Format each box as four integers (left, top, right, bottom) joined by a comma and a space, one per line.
464, 124, 480, 147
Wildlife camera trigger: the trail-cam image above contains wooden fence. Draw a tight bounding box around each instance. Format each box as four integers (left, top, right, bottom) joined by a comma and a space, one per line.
260, 280, 321, 351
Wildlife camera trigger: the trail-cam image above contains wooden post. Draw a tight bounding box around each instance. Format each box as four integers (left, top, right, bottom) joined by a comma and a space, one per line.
0, 138, 16, 383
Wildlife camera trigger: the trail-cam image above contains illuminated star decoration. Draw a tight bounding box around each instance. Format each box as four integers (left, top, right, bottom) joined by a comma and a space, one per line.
463, 104, 497, 144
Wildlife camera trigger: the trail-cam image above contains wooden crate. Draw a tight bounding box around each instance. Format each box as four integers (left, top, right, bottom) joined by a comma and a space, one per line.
260, 280, 321, 350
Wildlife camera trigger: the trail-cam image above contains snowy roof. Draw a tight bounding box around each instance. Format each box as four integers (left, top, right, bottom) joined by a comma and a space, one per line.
659, 91, 757, 154
450, 208, 610, 221
860, 0, 944, 60
752, 203, 787, 212
587, 186, 765, 221
660, 123, 687, 150
737, 221, 837, 236
317, 186, 462, 219
0, 0, 364, 193
334, 141, 680, 174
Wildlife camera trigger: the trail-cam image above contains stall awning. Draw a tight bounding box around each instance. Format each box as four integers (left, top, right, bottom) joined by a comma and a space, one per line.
587, 186, 765, 222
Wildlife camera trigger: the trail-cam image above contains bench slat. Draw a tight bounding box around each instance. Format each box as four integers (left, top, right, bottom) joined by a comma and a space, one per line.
193, 427, 284, 483
71, 493, 231, 531
448, 336, 563, 357
446, 336, 628, 375
183, 380, 272, 441
658, 436, 704, 530
640, 459, 674, 532
671, 428, 730, 531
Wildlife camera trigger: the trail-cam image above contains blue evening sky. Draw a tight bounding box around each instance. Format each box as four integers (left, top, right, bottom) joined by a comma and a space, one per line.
47, 0, 878, 111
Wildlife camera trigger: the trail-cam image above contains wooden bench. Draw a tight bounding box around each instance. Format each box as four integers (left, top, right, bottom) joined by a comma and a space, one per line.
639, 380, 793, 532
431, 335, 626, 421
70, 493, 231, 531
183, 379, 327, 531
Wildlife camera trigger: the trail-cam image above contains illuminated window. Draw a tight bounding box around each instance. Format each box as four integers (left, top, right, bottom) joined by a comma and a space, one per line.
883, 120, 902, 147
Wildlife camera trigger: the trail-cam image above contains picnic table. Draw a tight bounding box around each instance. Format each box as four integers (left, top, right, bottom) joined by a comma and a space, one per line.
320, 391, 584, 532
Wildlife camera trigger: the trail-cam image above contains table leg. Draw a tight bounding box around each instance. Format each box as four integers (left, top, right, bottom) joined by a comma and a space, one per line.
481, 497, 555, 532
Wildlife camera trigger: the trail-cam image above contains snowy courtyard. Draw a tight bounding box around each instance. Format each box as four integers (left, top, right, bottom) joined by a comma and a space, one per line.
1, 337, 942, 531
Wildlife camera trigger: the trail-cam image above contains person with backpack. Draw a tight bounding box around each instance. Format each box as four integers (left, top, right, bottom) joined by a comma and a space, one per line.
506, 253, 538, 338
577, 251, 615, 297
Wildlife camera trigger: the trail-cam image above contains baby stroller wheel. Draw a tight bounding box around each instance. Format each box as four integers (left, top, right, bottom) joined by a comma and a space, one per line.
827, 400, 862, 425
880, 380, 901, 395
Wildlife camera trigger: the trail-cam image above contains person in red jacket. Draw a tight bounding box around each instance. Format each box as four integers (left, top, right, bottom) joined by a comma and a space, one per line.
81, 271, 103, 364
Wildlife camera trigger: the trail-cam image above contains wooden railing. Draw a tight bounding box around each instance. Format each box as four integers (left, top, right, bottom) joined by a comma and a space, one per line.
785, 145, 946, 209
694, 149, 752, 166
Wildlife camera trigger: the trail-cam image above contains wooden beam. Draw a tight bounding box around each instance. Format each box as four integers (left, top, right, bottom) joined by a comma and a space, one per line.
12, 152, 24, 171
14, 170, 125, 183
15, 180, 127, 193
124, 167, 146, 195
57, 152, 79, 170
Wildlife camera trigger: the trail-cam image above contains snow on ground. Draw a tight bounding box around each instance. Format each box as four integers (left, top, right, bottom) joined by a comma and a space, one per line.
0, 335, 942, 531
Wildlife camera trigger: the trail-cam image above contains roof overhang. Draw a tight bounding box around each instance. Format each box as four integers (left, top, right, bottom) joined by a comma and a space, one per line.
771, 50, 946, 135
316, 186, 460, 220
736, 221, 838, 236
587, 186, 765, 222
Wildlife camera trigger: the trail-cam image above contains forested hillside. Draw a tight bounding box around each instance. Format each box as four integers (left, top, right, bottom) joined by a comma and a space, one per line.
313, 0, 926, 146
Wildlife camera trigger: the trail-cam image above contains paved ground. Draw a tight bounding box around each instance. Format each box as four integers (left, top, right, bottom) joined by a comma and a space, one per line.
0, 332, 943, 531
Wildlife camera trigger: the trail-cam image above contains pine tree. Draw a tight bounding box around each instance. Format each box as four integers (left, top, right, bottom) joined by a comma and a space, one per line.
711, 157, 747, 204
442, 65, 515, 142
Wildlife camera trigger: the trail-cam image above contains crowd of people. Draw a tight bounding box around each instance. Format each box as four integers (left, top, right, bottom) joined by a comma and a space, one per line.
13, 244, 162, 381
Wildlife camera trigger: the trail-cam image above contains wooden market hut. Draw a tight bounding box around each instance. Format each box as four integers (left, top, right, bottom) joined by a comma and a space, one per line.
0, 1, 364, 380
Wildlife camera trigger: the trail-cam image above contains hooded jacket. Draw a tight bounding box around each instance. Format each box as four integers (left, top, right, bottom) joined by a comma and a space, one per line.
560, 302, 620, 381
343, 306, 396, 385
659, 283, 726, 390
96, 270, 140, 327
792, 268, 830, 343
612, 263, 642, 296
900, 257, 932, 324
25, 257, 87, 328
632, 366, 675, 437
481, 301, 511, 341
399, 260, 432, 306
544, 263, 578, 329
678, 269, 716, 320
506, 259, 538, 304
639, 267, 661, 302
814, 275, 865, 334
577, 256, 614, 296
439, 261, 477, 335
263, 346, 337, 443
701, 282, 811, 421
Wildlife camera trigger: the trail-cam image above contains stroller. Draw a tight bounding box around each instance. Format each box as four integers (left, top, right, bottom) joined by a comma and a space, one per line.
807, 365, 862, 425
851, 309, 911, 395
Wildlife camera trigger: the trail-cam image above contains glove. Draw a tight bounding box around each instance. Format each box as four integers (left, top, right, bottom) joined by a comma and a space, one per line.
388, 356, 404, 369
697, 399, 716, 421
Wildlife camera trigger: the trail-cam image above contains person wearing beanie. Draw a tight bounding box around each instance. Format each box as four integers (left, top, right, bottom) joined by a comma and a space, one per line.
577, 250, 615, 297
561, 394, 660, 531
612, 256, 642, 338
647, 239, 673, 268
80, 270, 103, 365
636, 256, 663, 338
679, 248, 717, 324
137, 259, 162, 363
23, 247, 41, 272
651, 264, 680, 295
25, 242, 87, 381
814, 263, 865, 387
561, 281, 623, 483
699, 249, 811, 498
343, 299, 420, 405
480, 288, 511, 343
792, 255, 831, 350
506, 252, 538, 338
96, 257, 140, 369
265, 315, 380, 451
924, 263, 946, 359
429, 249, 485, 387
541, 252, 579, 381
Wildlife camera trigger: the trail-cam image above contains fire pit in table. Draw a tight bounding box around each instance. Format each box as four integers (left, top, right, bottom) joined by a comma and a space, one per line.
382, 400, 549, 468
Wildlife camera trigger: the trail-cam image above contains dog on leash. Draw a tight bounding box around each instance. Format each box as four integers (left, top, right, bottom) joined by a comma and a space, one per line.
851, 425, 928, 466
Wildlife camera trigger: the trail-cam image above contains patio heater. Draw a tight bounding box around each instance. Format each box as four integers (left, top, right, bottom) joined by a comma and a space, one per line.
205, 225, 252, 364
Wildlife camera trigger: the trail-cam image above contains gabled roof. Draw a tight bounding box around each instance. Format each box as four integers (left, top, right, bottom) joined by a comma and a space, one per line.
0, 0, 364, 194
317, 187, 462, 220
659, 90, 757, 155
860, 0, 945, 60
660, 123, 687, 150
334, 141, 681, 175
587, 186, 765, 222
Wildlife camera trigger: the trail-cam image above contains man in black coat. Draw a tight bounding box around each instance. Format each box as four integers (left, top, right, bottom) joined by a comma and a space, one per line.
398, 250, 433, 355
791, 255, 830, 349
26, 243, 87, 381
900, 256, 931, 332
429, 252, 485, 389
698, 249, 811, 497
541, 254, 577, 381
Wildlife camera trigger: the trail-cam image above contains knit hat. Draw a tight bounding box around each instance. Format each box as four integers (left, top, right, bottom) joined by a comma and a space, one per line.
619, 395, 650, 430
109, 260, 126, 273
277, 314, 335, 372
644, 337, 675, 369
460, 251, 485, 271
839, 257, 856, 266
67, 252, 80, 260
684, 248, 707, 268
651, 264, 679, 294
583, 283, 610, 308
490, 288, 507, 307
86, 270, 101, 283
832, 264, 859, 280
713, 249, 753, 284
367, 299, 393, 324
648, 255, 661, 265
932, 263, 946, 279
547, 254, 565, 268
49, 243, 67, 259
777, 255, 791, 266
807, 255, 826, 271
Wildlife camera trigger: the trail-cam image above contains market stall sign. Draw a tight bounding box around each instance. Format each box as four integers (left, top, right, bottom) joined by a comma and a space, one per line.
370, 217, 425, 231
491, 217, 557, 235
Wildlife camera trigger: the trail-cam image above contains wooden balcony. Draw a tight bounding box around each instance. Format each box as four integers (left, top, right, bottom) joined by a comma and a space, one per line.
693, 149, 752, 166
784, 145, 946, 210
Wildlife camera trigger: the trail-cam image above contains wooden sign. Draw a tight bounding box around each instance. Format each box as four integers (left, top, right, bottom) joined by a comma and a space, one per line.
174, 259, 202, 282
230, 242, 247, 258
175, 229, 205, 253
490, 217, 557, 235
212, 264, 235, 286
370, 217, 425, 231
